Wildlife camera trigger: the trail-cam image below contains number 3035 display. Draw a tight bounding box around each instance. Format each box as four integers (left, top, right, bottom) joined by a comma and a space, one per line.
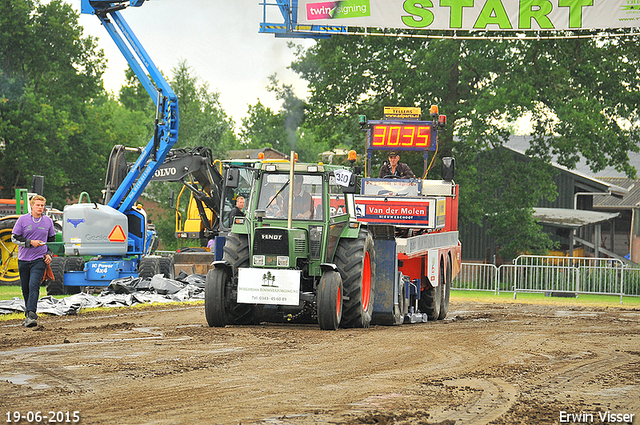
370, 124, 433, 149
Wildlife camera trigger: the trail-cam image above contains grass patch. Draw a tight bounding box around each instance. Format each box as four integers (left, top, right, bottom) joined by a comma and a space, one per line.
451, 289, 640, 308
0, 285, 69, 300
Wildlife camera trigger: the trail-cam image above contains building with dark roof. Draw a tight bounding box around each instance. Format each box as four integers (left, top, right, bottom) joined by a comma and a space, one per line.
462, 137, 635, 263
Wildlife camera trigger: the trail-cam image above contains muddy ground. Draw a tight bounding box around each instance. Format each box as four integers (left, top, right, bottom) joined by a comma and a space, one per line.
0, 300, 639, 425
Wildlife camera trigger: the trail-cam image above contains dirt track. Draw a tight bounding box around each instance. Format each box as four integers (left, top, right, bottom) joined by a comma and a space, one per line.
1, 300, 639, 425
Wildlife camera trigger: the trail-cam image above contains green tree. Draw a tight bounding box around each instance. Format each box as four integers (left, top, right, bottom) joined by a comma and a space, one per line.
138, 60, 238, 250
0, 0, 107, 207
240, 101, 286, 151
240, 74, 329, 162
291, 32, 640, 255
171, 60, 237, 157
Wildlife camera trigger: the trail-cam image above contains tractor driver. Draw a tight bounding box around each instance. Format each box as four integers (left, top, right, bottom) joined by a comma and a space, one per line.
379, 151, 415, 179
283, 176, 314, 219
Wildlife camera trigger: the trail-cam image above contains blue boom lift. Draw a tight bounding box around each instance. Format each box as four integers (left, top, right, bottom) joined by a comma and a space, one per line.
57, 0, 179, 290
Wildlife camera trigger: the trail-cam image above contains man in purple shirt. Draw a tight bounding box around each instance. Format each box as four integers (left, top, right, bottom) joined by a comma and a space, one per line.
11, 195, 56, 327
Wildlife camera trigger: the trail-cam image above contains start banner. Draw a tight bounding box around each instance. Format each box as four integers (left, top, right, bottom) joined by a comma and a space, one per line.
298, 0, 640, 31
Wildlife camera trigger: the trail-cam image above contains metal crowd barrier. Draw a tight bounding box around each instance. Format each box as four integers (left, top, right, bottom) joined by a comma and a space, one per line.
454, 256, 640, 303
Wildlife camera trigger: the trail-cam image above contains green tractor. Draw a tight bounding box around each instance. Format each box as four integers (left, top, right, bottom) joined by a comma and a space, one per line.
205, 158, 374, 330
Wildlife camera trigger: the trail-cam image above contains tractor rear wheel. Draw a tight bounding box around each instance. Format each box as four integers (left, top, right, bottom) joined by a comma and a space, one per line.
205, 268, 230, 327
0, 217, 20, 284
46, 257, 66, 296
419, 257, 443, 321
334, 230, 375, 328
317, 270, 343, 330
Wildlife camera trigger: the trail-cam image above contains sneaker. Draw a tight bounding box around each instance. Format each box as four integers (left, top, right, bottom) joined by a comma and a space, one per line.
23, 311, 38, 328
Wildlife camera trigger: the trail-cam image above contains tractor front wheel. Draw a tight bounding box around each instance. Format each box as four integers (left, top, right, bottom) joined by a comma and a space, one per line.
205, 268, 230, 327
216, 233, 255, 326
317, 270, 343, 330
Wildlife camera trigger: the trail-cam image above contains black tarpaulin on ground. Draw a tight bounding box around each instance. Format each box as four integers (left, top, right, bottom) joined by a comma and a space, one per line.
0, 272, 207, 317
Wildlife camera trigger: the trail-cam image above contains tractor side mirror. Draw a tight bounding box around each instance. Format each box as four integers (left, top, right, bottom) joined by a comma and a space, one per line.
341, 174, 358, 194
225, 168, 240, 189
442, 157, 455, 182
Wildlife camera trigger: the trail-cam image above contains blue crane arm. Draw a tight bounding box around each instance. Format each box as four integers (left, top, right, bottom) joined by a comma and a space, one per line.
81, 0, 179, 213
259, 0, 345, 38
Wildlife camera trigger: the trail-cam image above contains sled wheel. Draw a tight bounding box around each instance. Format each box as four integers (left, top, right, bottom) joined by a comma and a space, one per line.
419, 257, 443, 321
317, 270, 343, 330
438, 255, 452, 320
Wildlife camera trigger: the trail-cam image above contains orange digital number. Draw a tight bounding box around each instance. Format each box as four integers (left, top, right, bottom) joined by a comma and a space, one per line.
372, 125, 387, 146
401, 126, 416, 146
371, 124, 432, 148
415, 126, 431, 147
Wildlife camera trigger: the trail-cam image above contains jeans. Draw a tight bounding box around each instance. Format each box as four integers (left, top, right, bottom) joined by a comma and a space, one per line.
18, 258, 46, 315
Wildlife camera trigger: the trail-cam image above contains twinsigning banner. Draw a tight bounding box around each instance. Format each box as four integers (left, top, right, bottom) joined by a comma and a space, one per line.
298, 0, 640, 31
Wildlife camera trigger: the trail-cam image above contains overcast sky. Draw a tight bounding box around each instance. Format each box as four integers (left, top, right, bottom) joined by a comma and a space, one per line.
74, 0, 315, 125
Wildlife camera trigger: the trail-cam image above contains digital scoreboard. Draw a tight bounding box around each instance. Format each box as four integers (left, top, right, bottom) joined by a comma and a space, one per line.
367, 121, 437, 151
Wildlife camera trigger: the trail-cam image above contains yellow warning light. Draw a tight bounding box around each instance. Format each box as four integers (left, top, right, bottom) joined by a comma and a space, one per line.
348, 150, 357, 162
430, 105, 439, 116
258, 152, 265, 160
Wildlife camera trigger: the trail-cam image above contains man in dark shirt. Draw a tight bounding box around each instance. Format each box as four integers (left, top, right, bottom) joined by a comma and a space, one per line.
283, 177, 314, 219
229, 196, 245, 223
379, 151, 415, 179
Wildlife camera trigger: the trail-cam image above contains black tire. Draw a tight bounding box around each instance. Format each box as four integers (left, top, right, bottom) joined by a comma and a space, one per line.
0, 217, 20, 284
205, 268, 229, 327
158, 256, 175, 279
220, 233, 255, 325
419, 257, 443, 321
438, 256, 452, 320
46, 257, 66, 296
63, 257, 85, 294
334, 230, 375, 328
317, 270, 343, 330
138, 257, 159, 279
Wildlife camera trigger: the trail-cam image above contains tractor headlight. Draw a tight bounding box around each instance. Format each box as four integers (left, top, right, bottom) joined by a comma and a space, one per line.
253, 255, 265, 266
309, 226, 323, 259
